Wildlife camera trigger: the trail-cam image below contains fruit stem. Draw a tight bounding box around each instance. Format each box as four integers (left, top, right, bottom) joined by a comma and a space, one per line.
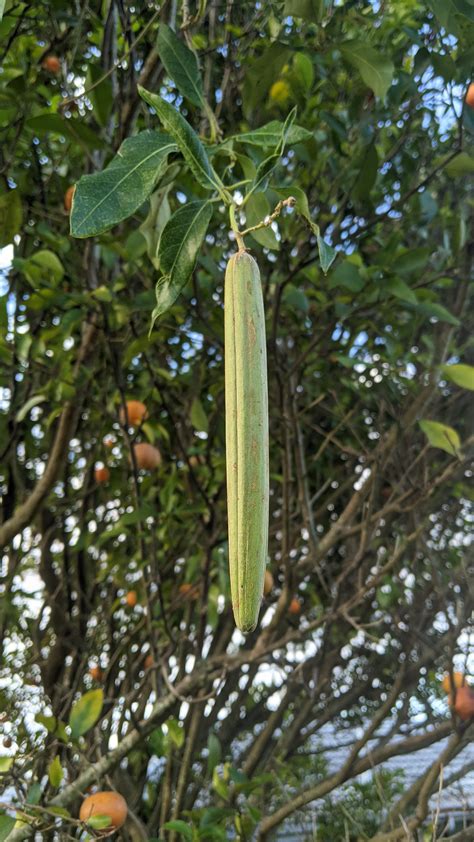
229, 204, 246, 251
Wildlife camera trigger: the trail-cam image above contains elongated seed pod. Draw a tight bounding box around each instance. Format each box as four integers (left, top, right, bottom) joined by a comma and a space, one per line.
225, 249, 269, 632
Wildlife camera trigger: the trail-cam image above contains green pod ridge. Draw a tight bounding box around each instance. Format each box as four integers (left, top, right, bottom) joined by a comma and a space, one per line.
225, 249, 269, 633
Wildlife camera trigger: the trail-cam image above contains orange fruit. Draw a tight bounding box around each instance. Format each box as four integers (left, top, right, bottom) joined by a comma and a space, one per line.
288, 597, 301, 615
441, 671, 465, 693
179, 583, 198, 601
263, 569, 274, 596
94, 466, 110, 484
79, 791, 127, 830
125, 590, 137, 608
449, 685, 474, 721
119, 400, 148, 428
64, 185, 75, 212
132, 442, 161, 471
189, 454, 205, 468
269, 79, 291, 105
89, 666, 103, 682
465, 83, 474, 109
103, 437, 114, 448
42, 55, 61, 74
144, 654, 154, 670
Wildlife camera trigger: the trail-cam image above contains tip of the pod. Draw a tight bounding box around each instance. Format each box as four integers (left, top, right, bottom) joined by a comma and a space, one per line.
235, 613, 258, 634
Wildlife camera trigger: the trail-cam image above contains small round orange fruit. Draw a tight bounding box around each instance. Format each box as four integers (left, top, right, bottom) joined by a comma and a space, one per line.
144, 654, 154, 670
119, 400, 148, 428
442, 671, 465, 694
103, 437, 114, 448
189, 454, 205, 468
94, 466, 110, 484
264, 569, 274, 596
132, 442, 161, 471
79, 791, 127, 830
449, 685, 474, 721
179, 583, 198, 601
89, 666, 103, 682
465, 83, 474, 109
42, 55, 61, 74
125, 590, 137, 608
64, 185, 75, 213
288, 597, 301, 615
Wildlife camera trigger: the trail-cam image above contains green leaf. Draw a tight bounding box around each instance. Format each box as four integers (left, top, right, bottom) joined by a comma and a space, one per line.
87, 64, 113, 128
0, 190, 22, 247
71, 131, 177, 238
429, 0, 474, 35
233, 121, 312, 148
207, 733, 221, 777
293, 53, 315, 90
0, 0, 5, 22
341, 42, 394, 98
419, 420, 461, 456
441, 364, 474, 391
87, 815, 113, 830
328, 261, 364, 292
48, 756, 63, 788
25, 250, 64, 284
212, 767, 229, 800
151, 201, 212, 324
190, 397, 209, 433
443, 152, 474, 177
35, 713, 59, 733
157, 24, 204, 108
0, 814, 16, 842
69, 689, 103, 739
248, 154, 280, 196
163, 821, 193, 841
318, 235, 336, 275
26, 783, 42, 805
27, 113, 107, 149
284, 0, 324, 22
166, 718, 184, 749
385, 278, 417, 304
245, 192, 279, 250
283, 284, 309, 313
353, 141, 378, 201
392, 247, 429, 275
138, 87, 223, 194
412, 301, 460, 326
0, 757, 13, 773
140, 185, 173, 266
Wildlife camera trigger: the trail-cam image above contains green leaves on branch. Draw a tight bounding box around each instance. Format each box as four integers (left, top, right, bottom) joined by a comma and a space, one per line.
441, 364, 474, 391
0, 814, 16, 842
151, 201, 212, 326
157, 24, 205, 109
232, 120, 312, 148
284, 0, 324, 22
138, 87, 226, 196
69, 689, 103, 739
70, 131, 177, 237
48, 756, 63, 788
341, 42, 394, 98
419, 420, 461, 457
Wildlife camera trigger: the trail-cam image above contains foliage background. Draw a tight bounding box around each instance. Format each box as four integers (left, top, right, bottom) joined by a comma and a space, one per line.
0, 0, 473, 840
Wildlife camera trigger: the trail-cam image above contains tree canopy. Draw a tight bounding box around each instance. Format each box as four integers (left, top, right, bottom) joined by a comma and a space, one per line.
0, 1, 473, 840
